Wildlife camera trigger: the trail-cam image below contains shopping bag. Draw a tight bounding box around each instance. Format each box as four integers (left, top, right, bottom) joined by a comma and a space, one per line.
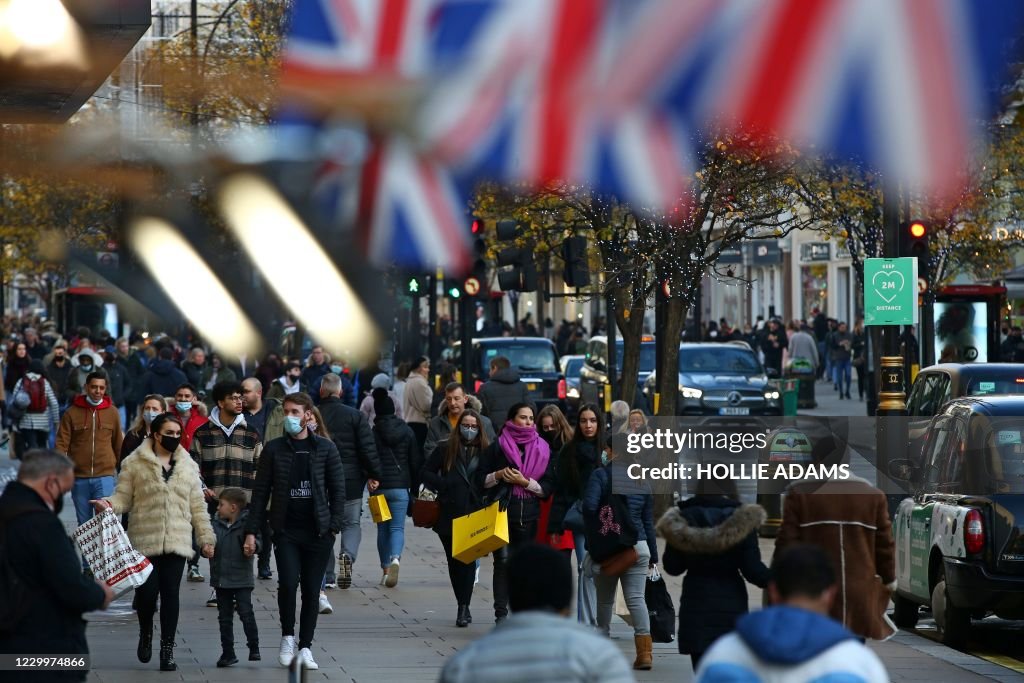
412, 487, 440, 528
369, 494, 392, 523
72, 508, 152, 597
646, 566, 676, 643
452, 501, 509, 564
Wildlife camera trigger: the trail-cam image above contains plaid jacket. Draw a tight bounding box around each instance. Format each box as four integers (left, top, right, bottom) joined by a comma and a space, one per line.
189, 414, 262, 499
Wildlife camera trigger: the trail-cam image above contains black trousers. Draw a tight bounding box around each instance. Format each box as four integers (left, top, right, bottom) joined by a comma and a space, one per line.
275, 532, 334, 649
257, 518, 273, 573
409, 422, 428, 451
136, 554, 187, 639
492, 517, 537, 618
438, 533, 476, 606
215, 587, 259, 650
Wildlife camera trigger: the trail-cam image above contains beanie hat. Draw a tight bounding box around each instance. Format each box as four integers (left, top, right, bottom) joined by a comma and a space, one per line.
371, 373, 391, 390
373, 388, 395, 417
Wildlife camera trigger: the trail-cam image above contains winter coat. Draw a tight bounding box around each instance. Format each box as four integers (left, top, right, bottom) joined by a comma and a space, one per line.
477, 368, 529, 432
198, 365, 238, 409
829, 331, 853, 363
102, 358, 129, 407
373, 414, 423, 492
319, 396, 381, 500
658, 497, 769, 655
45, 359, 73, 406
476, 439, 556, 526
695, 606, 888, 683
423, 395, 496, 462
582, 465, 658, 562
266, 376, 305, 401
3, 355, 29, 394
106, 438, 216, 558
139, 359, 188, 400
787, 331, 819, 369
420, 440, 487, 536
182, 361, 205, 388
244, 434, 345, 537
300, 362, 330, 399
211, 509, 260, 589
55, 395, 124, 479
120, 427, 148, 466
189, 411, 263, 498
177, 408, 208, 452
11, 373, 60, 432
775, 475, 897, 640
547, 438, 601, 535
401, 373, 433, 425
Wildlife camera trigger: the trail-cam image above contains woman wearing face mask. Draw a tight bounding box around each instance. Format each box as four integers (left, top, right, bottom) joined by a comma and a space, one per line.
420, 409, 491, 627
476, 402, 555, 622
546, 403, 603, 625
120, 394, 166, 467
92, 413, 215, 672
534, 405, 575, 556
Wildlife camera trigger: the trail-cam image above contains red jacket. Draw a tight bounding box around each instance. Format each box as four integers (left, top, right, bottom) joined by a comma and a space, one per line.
180, 409, 208, 452
56, 395, 124, 478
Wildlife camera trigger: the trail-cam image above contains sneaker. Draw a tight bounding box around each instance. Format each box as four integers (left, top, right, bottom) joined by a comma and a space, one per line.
337, 553, 353, 589
216, 651, 238, 668
206, 590, 218, 608
324, 580, 338, 590
258, 567, 273, 580
249, 646, 261, 662
278, 636, 296, 667
318, 593, 333, 615
187, 565, 204, 582
474, 564, 480, 586
384, 558, 400, 588
297, 647, 319, 670
379, 571, 388, 586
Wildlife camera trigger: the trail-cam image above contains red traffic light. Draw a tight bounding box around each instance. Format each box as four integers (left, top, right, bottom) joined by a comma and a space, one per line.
909, 221, 926, 238
471, 219, 482, 234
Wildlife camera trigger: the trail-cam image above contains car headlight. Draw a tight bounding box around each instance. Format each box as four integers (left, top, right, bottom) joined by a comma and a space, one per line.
764, 391, 780, 400
679, 386, 703, 399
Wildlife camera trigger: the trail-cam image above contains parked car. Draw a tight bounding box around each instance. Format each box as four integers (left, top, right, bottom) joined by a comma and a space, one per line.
447, 337, 566, 411
560, 354, 585, 417
578, 335, 656, 409
889, 395, 1024, 646
642, 342, 782, 416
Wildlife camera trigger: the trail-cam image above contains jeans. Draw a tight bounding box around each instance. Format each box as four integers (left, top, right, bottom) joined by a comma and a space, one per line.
72, 476, 116, 526
572, 531, 598, 626
818, 341, 830, 380
215, 587, 259, 651
136, 554, 187, 640
594, 542, 652, 637
118, 405, 128, 430
832, 359, 852, 395
275, 532, 334, 649
376, 488, 409, 568
322, 497, 363, 586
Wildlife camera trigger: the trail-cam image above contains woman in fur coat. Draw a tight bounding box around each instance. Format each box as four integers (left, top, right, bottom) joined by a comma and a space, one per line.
656, 481, 770, 672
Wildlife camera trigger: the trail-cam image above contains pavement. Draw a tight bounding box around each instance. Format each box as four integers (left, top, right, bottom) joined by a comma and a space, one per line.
1, 426, 1022, 683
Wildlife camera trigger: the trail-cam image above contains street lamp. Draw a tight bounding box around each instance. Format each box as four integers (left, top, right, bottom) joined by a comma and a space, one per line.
0, 0, 88, 68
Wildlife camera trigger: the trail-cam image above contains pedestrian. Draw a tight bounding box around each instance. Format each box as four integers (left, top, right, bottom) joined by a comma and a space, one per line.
439, 544, 634, 683
392, 361, 411, 409
786, 322, 819, 376
267, 361, 305, 400
240, 377, 283, 580
121, 394, 166, 464
10, 359, 60, 459
182, 346, 206, 387
658, 479, 770, 671
829, 322, 853, 400
45, 342, 73, 409
4, 341, 30, 396
583, 436, 658, 671
424, 382, 496, 462
139, 347, 187, 398
22, 327, 48, 360
99, 346, 129, 428
55, 371, 123, 526
117, 336, 145, 422
547, 403, 603, 626
537, 405, 573, 453
759, 320, 787, 376
774, 434, 896, 640
64, 344, 104, 403
401, 356, 433, 449
477, 356, 529, 434
626, 410, 648, 435
478, 402, 555, 622
92, 413, 216, 672
420, 408, 491, 627
358, 372, 403, 427
372, 389, 422, 587
695, 545, 889, 683
243, 392, 345, 671
318, 373, 381, 590
210, 487, 261, 667
609, 400, 630, 435
188, 381, 263, 608
299, 345, 331, 399
0, 450, 114, 683
199, 354, 238, 410
171, 383, 208, 453
255, 352, 282, 396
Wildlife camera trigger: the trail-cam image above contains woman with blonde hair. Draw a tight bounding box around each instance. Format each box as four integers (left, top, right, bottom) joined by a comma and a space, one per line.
626, 409, 648, 435
121, 394, 166, 464
537, 404, 573, 452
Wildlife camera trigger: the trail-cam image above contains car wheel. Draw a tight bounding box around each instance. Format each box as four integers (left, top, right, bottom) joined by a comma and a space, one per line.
892, 592, 920, 628
931, 570, 970, 647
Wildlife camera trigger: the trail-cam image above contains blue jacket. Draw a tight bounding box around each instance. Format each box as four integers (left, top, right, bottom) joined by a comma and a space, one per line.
582, 465, 658, 563
695, 606, 888, 683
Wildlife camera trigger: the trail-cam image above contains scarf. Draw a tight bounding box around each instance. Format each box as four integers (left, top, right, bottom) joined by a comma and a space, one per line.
498, 422, 550, 498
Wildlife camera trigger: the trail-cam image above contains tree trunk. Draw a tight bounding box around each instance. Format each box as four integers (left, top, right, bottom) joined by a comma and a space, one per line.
614, 289, 646, 407
656, 296, 687, 417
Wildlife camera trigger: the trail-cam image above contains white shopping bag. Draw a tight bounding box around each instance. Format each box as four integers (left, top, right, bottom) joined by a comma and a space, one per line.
72, 508, 152, 596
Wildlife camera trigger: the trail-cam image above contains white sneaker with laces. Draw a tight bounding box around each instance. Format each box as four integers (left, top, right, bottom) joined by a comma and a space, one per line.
385, 558, 400, 588
298, 647, 319, 670
278, 635, 296, 667
318, 593, 333, 615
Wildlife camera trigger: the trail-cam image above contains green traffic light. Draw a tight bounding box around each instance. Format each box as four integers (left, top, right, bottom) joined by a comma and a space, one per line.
407, 278, 420, 294
449, 287, 461, 299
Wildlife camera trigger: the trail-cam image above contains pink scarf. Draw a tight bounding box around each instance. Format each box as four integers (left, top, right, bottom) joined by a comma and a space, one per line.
498, 423, 551, 498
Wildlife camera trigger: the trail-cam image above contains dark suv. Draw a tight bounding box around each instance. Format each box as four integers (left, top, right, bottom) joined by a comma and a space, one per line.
448, 337, 566, 411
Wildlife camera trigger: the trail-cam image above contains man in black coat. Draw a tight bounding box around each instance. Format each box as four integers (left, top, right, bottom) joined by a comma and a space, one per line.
0, 449, 113, 682
477, 356, 528, 433
318, 374, 381, 589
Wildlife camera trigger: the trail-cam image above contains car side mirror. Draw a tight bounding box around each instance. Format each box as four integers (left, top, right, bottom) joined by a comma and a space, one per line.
888, 458, 914, 483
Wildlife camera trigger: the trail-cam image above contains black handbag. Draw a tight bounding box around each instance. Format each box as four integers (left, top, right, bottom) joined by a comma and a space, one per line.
583, 466, 637, 563
646, 567, 676, 643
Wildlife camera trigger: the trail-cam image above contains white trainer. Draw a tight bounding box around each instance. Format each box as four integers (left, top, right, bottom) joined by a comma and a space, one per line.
298, 647, 319, 670
318, 593, 333, 615
385, 558, 400, 588
278, 635, 296, 667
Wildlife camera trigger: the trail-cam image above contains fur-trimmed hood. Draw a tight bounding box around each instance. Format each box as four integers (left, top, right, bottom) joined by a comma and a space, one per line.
657, 499, 765, 554
439, 394, 484, 417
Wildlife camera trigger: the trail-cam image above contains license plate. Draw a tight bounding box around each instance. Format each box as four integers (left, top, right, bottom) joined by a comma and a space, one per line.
719, 407, 749, 416
527, 383, 537, 391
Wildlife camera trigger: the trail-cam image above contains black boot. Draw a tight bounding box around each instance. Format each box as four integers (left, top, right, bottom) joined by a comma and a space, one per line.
248, 642, 261, 661
159, 637, 176, 672
137, 616, 153, 663
456, 604, 471, 627
216, 648, 238, 668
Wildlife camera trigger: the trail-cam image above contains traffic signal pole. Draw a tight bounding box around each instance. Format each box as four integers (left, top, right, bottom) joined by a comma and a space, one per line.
460, 295, 473, 392
428, 273, 439, 385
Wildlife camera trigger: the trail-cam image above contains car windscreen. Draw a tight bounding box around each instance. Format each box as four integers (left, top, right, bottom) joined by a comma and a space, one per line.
679, 347, 762, 374
615, 342, 656, 373
480, 343, 559, 374
964, 375, 1024, 396
976, 418, 1024, 492
563, 358, 584, 377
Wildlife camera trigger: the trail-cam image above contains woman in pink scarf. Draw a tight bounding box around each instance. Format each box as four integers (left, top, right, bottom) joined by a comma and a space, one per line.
477, 402, 555, 622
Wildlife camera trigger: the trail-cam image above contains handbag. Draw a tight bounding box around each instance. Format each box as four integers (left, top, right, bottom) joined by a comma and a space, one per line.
598, 546, 639, 577
451, 500, 509, 564
583, 466, 638, 563
71, 509, 152, 597
412, 487, 440, 528
562, 500, 585, 535
646, 566, 676, 643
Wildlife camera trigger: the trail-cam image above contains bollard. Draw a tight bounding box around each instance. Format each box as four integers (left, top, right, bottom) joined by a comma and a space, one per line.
287, 656, 308, 683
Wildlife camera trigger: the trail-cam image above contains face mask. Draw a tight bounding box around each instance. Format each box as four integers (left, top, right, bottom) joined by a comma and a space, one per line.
48, 480, 65, 515
288, 375, 300, 384
176, 401, 192, 413
539, 430, 555, 444
143, 411, 161, 425
330, 365, 343, 374
600, 451, 610, 466
460, 426, 479, 442
80, 363, 93, 371
85, 395, 103, 407
159, 434, 181, 453
284, 415, 304, 436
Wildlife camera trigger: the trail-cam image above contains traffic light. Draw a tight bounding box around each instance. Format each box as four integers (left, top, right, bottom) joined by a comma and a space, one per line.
445, 278, 462, 299
899, 220, 930, 274
465, 219, 488, 298
562, 235, 591, 287
405, 275, 426, 297
495, 219, 537, 292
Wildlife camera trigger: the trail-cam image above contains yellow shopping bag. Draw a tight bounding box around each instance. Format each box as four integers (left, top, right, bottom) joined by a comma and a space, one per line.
369, 494, 392, 523
452, 501, 509, 564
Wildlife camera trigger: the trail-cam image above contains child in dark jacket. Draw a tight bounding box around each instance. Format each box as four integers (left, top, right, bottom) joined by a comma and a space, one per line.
211, 488, 261, 667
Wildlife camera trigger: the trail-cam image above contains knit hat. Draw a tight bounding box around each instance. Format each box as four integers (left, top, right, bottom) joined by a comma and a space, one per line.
373, 388, 395, 417
412, 356, 429, 372
371, 373, 391, 390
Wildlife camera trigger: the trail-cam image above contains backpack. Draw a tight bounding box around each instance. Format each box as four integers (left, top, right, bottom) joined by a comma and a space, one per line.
0, 506, 43, 634
25, 377, 47, 413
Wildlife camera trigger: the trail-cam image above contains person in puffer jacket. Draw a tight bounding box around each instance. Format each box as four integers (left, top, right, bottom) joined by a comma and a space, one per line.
695, 545, 888, 683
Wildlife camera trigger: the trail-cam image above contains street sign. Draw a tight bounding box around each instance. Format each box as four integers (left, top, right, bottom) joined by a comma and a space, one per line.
464, 277, 481, 296
864, 258, 918, 326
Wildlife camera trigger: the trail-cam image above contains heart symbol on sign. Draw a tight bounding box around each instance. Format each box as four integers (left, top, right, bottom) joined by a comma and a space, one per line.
872, 270, 904, 303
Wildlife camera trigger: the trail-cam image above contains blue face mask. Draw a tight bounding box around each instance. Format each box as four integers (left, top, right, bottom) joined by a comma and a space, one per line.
143, 411, 161, 424
284, 415, 304, 436
330, 365, 343, 375
176, 401, 192, 413
459, 426, 479, 442
600, 451, 610, 466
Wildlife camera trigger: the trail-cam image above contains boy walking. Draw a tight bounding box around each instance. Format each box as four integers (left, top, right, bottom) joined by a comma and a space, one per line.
211, 488, 261, 667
